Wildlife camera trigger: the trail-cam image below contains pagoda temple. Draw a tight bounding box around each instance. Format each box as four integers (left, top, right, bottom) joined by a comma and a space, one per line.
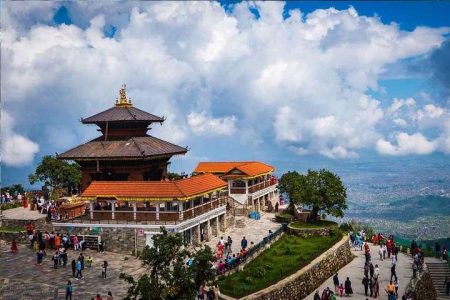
57, 85, 187, 191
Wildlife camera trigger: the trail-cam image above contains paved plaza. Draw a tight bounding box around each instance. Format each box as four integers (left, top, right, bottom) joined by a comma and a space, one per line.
205, 212, 281, 255
306, 243, 417, 299
1, 207, 46, 221
0, 241, 145, 300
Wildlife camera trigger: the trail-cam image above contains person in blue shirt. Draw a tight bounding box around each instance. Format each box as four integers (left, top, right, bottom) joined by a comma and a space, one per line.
65, 280, 73, 300
241, 237, 248, 250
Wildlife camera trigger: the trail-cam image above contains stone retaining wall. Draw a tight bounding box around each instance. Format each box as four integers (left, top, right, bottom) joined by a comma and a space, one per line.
287, 226, 331, 237
1, 217, 47, 230
52, 225, 146, 254
221, 236, 353, 300
0, 231, 28, 244
405, 266, 437, 300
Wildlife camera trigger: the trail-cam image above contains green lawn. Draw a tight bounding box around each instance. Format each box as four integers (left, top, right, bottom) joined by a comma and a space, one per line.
289, 220, 338, 229
0, 226, 24, 233
218, 234, 342, 298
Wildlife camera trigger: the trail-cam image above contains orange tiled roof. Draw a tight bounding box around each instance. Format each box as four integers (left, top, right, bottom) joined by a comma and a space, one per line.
81, 173, 226, 201
193, 161, 274, 177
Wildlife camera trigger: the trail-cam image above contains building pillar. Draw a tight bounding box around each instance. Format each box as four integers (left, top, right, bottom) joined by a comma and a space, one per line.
245, 180, 249, 194
132, 202, 137, 221
89, 201, 94, 220
111, 201, 115, 220
178, 201, 183, 221
215, 216, 220, 235
211, 217, 218, 237
156, 202, 160, 220
219, 214, 227, 232
205, 219, 211, 242
257, 197, 261, 212
192, 225, 200, 245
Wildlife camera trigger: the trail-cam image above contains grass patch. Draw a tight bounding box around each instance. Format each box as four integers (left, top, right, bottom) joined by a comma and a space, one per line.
218, 234, 342, 298
0, 226, 24, 233
0, 202, 23, 211
289, 220, 338, 229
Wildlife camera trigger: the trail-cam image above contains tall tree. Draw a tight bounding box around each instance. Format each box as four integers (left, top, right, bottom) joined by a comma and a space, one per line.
120, 227, 215, 300
28, 155, 81, 197
279, 169, 347, 221
303, 169, 347, 221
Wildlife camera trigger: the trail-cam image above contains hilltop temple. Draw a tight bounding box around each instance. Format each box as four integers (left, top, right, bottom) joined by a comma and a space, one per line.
57, 85, 187, 191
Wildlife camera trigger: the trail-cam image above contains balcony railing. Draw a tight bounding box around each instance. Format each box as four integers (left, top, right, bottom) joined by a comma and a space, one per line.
248, 178, 277, 194
86, 197, 226, 223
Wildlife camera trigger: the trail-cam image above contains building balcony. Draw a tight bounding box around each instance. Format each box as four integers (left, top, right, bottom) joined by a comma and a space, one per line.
230, 178, 278, 195
61, 197, 226, 225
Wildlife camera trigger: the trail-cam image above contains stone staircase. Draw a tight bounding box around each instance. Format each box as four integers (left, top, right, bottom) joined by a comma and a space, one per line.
427, 262, 450, 300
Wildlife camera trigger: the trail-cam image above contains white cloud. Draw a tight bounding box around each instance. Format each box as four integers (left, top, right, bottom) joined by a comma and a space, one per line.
187, 111, 237, 136
1, 1, 449, 164
1, 111, 40, 167
393, 118, 407, 127
376, 132, 437, 155
320, 146, 359, 159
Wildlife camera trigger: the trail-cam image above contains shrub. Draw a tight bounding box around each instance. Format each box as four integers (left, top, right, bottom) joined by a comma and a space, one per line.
329, 227, 342, 237
339, 223, 353, 233
275, 213, 293, 223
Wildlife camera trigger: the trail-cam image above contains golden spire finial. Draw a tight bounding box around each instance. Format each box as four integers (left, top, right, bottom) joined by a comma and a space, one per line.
116, 84, 132, 107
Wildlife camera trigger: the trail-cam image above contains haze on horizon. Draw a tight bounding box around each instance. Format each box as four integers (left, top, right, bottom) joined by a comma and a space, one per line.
1, 1, 450, 188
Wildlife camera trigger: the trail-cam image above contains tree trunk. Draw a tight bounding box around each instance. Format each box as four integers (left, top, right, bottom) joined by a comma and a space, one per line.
308, 206, 319, 223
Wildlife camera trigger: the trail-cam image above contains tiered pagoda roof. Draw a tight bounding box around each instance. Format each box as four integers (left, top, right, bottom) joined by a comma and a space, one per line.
57, 85, 187, 160
57, 136, 187, 160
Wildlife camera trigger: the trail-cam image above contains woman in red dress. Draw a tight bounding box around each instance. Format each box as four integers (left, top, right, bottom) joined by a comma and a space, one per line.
11, 239, 18, 253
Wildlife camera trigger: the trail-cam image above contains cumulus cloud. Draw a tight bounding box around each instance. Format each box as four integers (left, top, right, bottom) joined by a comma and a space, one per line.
376, 132, 437, 155
1, 111, 40, 167
187, 111, 237, 136
1, 0, 450, 168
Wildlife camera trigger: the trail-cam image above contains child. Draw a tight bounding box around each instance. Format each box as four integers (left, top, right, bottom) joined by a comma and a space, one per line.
10, 239, 18, 253
338, 283, 344, 297
86, 255, 93, 268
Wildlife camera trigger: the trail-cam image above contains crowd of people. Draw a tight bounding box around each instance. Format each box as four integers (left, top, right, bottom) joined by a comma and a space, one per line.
313, 230, 434, 300
9, 222, 112, 299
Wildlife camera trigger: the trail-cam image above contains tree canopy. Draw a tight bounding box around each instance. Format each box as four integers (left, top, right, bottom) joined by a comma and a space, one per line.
1, 184, 25, 196
120, 227, 216, 300
279, 169, 347, 221
28, 155, 81, 197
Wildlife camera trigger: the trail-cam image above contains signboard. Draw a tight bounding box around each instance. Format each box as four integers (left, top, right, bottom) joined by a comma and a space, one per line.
137, 228, 145, 237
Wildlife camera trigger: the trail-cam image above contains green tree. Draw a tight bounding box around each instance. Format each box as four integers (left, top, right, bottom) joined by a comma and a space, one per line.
279, 169, 347, 222
28, 155, 81, 197
1, 184, 25, 196
120, 227, 215, 300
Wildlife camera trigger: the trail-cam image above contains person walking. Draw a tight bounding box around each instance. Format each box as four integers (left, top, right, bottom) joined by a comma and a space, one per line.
368, 277, 373, 297
435, 241, 441, 258
369, 262, 375, 279
344, 277, 353, 296
71, 259, 76, 277
106, 291, 113, 300
385, 280, 395, 300
10, 239, 18, 253
444, 276, 450, 295
333, 273, 339, 293
102, 260, 108, 279
75, 259, 82, 280
53, 251, 59, 269
241, 236, 248, 250
36, 250, 44, 265
362, 276, 369, 296
373, 277, 379, 298
314, 290, 321, 300
65, 280, 73, 300
391, 264, 398, 282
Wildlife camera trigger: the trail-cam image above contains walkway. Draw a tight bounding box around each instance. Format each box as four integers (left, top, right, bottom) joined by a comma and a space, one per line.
306, 243, 415, 299
205, 213, 281, 255
0, 241, 145, 299
1, 207, 46, 221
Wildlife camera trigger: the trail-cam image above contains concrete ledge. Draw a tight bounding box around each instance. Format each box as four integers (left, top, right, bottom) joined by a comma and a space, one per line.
220, 235, 354, 300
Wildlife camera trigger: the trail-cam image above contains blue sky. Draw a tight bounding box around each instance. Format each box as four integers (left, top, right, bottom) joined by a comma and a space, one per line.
1, 1, 450, 188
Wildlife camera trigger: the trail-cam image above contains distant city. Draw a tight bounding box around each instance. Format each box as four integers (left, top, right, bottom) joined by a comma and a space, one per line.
272, 156, 450, 240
